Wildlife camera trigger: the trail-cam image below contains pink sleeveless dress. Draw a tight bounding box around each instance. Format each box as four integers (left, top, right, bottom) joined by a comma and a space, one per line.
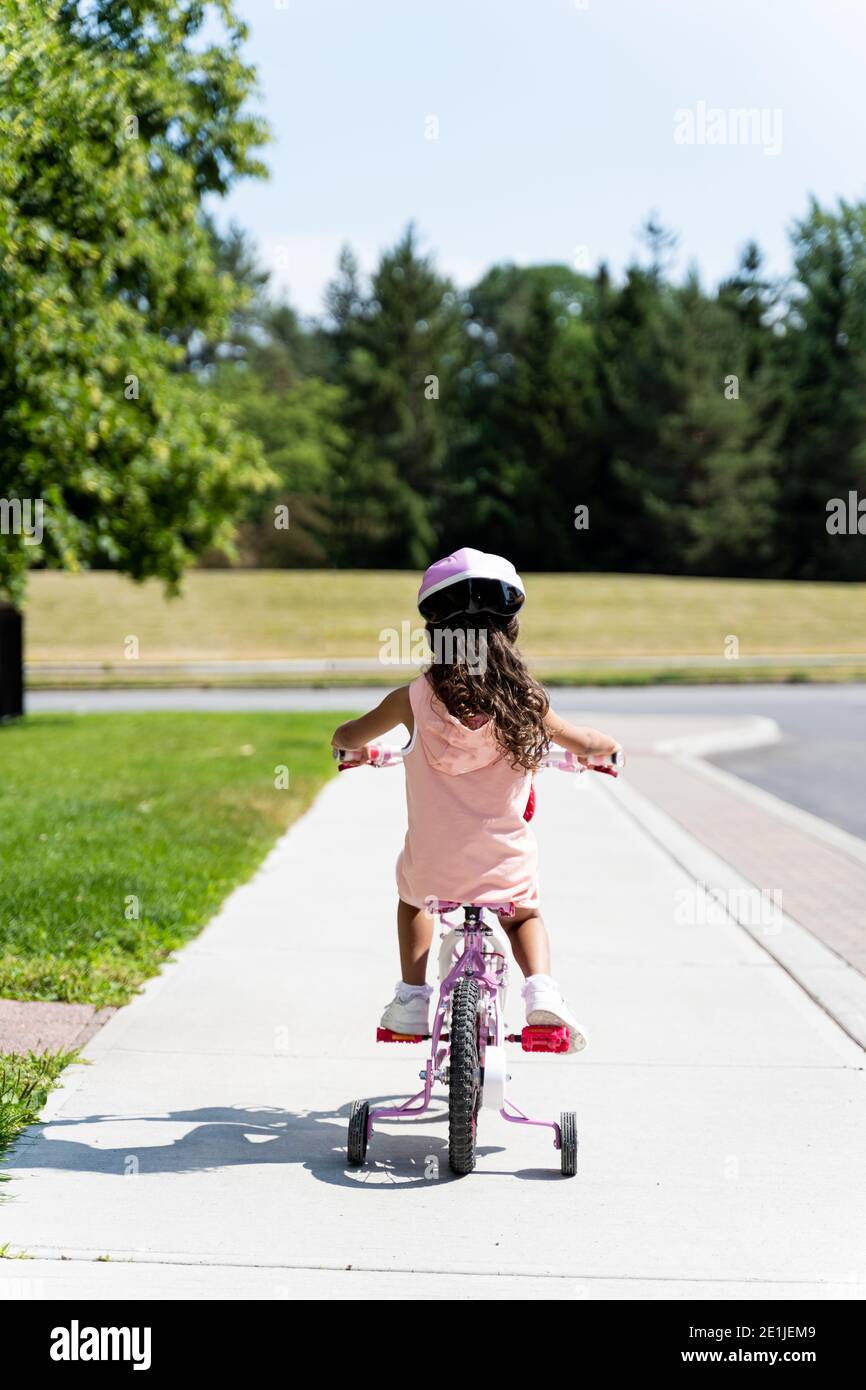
396, 674, 539, 910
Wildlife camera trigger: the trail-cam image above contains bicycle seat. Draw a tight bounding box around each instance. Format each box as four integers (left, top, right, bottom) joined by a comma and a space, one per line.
431, 899, 516, 918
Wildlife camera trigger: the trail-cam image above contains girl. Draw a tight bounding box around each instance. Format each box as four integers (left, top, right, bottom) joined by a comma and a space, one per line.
331, 547, 623, 1053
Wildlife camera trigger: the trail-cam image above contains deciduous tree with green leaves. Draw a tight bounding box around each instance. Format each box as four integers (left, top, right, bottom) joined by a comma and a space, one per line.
0, 0, 271, 705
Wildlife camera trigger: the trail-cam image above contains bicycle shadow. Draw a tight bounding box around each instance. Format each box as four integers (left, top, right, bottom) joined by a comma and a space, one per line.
4, 1096, 558, 1191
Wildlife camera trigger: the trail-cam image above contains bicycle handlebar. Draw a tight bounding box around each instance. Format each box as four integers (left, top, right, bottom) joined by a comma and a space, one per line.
333, 743, 623, 775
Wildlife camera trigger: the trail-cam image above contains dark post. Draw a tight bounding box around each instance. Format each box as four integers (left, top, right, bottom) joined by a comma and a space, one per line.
0, 602, 24, 719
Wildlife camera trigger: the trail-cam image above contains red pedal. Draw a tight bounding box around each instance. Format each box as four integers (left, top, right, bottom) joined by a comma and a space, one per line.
376, 1027, 428, 1043
520, 1025, 570, 1054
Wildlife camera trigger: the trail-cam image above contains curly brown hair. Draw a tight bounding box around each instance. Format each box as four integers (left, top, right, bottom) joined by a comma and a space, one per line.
424, 614, 550, 771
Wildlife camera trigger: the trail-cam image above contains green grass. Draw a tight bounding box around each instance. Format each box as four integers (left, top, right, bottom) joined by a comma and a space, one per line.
0, 1050, 75, 1170
0, 713, 346, 1006
24, 570, 866, 669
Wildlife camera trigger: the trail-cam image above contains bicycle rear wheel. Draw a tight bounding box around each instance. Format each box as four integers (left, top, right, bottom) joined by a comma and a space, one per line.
448, 977, 481, 1174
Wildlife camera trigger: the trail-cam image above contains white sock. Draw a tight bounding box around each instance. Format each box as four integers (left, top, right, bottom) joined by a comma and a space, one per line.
522, 973, 557, 994
395, 980, 433, 1003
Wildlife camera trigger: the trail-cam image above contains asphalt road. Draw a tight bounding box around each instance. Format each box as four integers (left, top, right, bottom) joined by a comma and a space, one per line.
27, 683, 866, 841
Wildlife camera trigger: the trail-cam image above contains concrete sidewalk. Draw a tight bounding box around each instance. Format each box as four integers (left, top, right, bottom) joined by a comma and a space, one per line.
1, 740, 865, 1300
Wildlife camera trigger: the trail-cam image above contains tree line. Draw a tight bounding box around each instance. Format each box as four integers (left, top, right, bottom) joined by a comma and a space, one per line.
217, 208, 866, 582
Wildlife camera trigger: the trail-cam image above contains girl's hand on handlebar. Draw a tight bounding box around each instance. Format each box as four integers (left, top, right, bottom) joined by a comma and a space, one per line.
544, 711, 623, 765
333, 745, 372, 768
584, 746, 625, 773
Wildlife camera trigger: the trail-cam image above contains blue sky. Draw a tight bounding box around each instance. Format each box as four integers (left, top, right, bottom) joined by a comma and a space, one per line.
216, 0, 866, 316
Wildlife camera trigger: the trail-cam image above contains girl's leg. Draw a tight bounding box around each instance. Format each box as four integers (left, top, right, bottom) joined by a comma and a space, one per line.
498, 906, 550, 978
397, 898, 435, 985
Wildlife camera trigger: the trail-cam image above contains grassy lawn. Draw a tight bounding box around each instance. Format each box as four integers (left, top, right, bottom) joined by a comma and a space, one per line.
23, 571, 866, 679
0, 712, 347, 1007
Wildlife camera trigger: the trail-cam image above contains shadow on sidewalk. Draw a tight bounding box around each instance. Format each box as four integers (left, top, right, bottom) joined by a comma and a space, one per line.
4, 1099, 564, 1188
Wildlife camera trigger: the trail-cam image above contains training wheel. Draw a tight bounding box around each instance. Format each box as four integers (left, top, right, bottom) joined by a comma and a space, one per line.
481, 1044, 507, 1110
347, 1099, 370, 1166
560, 1110, 577, 1177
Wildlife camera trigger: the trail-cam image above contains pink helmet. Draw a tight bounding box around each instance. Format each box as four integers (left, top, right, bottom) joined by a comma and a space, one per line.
417, 547, 525, 623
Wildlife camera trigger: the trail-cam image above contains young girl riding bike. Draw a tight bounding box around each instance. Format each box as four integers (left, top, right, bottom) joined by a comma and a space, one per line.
331, 547, 623, 1054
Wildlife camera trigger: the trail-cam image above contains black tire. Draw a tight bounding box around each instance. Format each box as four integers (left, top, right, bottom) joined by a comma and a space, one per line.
347, 1099, 370, 1166
560, 1110, 578, 1177
448, 977, 481, 1175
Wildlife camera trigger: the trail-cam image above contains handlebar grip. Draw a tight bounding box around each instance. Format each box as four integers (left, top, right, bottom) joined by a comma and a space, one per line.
333, 744, 402, 769
334, 747, 368, 769
586, 750, 624, 769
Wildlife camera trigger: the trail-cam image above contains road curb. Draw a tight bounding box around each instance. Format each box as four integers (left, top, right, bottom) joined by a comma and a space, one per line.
653, 714, 782, 759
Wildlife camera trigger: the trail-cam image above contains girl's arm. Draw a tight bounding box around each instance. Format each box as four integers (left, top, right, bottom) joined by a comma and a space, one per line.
544, 708, 623, 762
331, 686, 414, 753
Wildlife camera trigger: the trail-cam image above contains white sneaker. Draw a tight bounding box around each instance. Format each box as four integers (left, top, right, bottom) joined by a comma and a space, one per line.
522, 975, 588, 1053
379, 983, 432, 1035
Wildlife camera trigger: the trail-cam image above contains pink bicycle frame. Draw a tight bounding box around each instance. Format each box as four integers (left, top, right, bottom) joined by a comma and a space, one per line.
367, 905, 563, 1150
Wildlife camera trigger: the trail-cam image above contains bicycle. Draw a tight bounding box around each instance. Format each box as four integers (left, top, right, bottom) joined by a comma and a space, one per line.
335, 741, 623, 1177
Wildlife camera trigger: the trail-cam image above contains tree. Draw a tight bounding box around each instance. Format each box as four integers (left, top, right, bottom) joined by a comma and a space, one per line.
324, 245, 368, 369
653, 275, 779, 576
437, 265, 596, 566
773, 199, 866, 579
683, 243, 783, 576
467, 262, 597, 343
583, 247, 782, 577
0, 0, 271, 710
586, 261, 687, 571
215, 356, 347, 567
326, 226, 462, 566
718, 241, 780, 378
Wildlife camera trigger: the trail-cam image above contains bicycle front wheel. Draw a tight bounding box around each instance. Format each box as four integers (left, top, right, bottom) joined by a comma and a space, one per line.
448, 976, 481, 1175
